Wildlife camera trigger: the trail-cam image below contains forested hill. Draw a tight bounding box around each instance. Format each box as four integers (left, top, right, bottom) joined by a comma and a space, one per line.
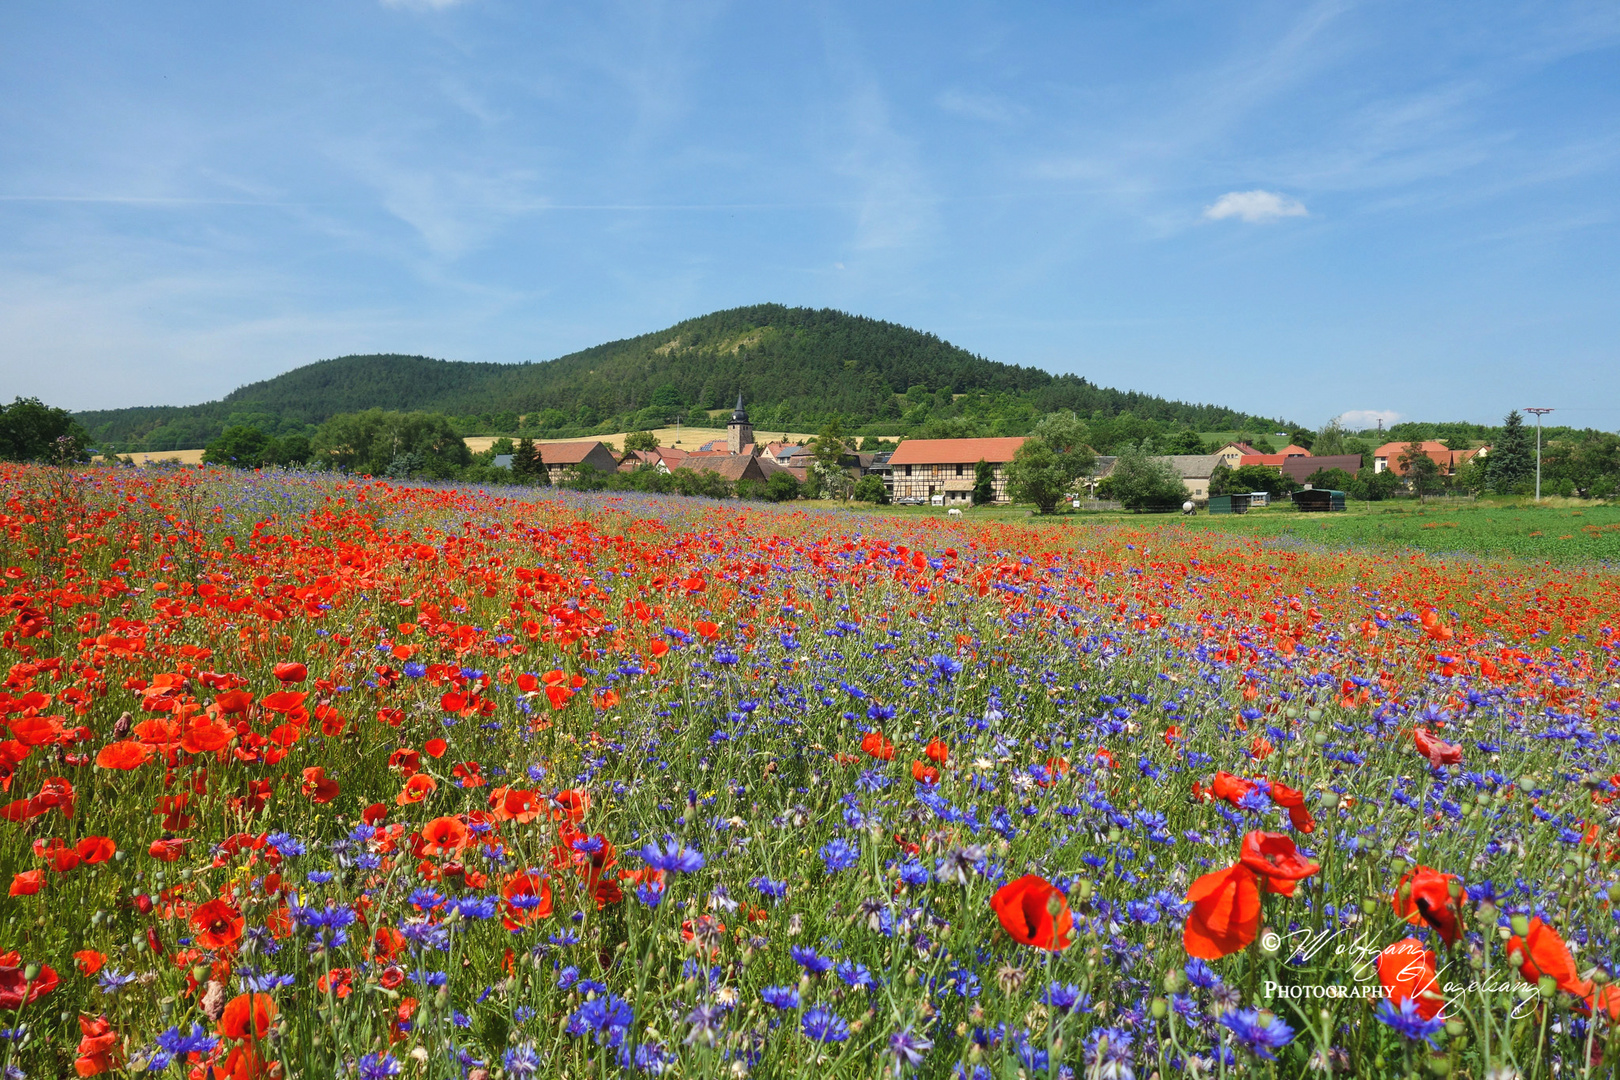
77, 304, 1289, 450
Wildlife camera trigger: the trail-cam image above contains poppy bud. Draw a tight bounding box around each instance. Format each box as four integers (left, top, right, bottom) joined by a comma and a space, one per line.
1595, 968, 1612, 986
1310, 731, 1327, 746
1360, 898, 1377, 916
1307, 709, 1323, 722
1510, 914, 1531, 937
1445, 1019, 1467, 1038
1427, 1053, 1451, 1076
192, 964, 209, 981
1259, 928, 1281, 957
1151, 997, 1168, 1019
1608, 882, 1620, 904
22, 964, 39, 982
1163, 968, 1186, 994
1538, 975, 1558, 999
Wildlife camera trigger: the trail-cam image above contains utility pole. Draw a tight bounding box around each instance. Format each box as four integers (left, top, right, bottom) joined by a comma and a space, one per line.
1525, 408, 1553, 501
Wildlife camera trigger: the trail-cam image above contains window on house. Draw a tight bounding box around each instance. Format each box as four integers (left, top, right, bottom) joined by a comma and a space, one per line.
904, 464, 912, 476
955, 463, 964, 476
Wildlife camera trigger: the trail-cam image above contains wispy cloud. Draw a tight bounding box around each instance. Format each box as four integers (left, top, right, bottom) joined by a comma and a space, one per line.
1204, 190, 1308, 223
1336, 409, 1402, 430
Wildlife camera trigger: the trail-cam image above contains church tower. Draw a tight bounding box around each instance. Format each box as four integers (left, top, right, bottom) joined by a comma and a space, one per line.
727, 394, 755, 455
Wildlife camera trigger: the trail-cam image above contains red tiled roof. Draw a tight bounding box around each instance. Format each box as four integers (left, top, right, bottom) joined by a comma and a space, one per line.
888, 437, 1026, 466
540, 441, 610, 465
1239, 454, 1288, 467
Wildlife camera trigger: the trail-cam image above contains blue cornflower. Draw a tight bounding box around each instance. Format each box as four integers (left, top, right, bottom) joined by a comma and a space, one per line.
820, 837, 860, 873
1220, 1008, 1295, 1061
357, 1052, 401, 1079
570, 835, 605, 855
638, 839, 705, 874
888, 1026, 933, 1072
156, 1024, 216, 1056
305, 871, 334, 885
557, 967, 581, 990
801, 1006, 850, 1043
1083, 1028, 1135, 1077
265, 832, 306, 857
503, 1043, 542, 1078
1375, 998, 1446, 1048
453, 896, 498, 920
1043, 982, 1089, 1013
407, 889, 445, 911
835, 960, 875, 989
565, 994, 633, 1041
635, 882, 664, 908
898, 860, 930, 886
1184, 958, 1222, 990
97, 968, 138, 994
790, 945, 835, 975
760, 985, 800, 1009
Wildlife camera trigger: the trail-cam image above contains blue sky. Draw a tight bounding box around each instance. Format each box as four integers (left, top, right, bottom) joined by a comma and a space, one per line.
2, 1, 1616, 429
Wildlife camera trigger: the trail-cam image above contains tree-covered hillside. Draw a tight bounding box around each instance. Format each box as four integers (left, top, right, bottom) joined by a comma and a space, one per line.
77, 304, 1289, 451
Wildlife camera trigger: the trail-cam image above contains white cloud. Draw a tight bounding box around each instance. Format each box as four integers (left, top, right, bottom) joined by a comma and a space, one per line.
1203, 189, 1309, 223
1335, 409, 1402, 431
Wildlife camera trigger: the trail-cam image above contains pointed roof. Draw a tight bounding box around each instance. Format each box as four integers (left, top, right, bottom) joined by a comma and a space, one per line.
730, 394, 750, 423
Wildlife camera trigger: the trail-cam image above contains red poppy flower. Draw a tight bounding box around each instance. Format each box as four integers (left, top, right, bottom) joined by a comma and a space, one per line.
95, 740, 152, 770
1238, 831, 1321, 896
860, 732, 895, 761
0, 955, 58, 1009
421, 816, 470, 856
218, 992, 277, 1040
1393, 865, 1463, 946
32, 838, 80, 873
73, 950, 106, 976
910, 760, 939, 785
1413, 727, 1462, 767
1507, 918, 1588, 997
148, 838, 192, 862
8, 871, 44, 896
1183, 863, 1261, 960
396, 774, 437, 806
316, 967, 353, 999
75, 836, 116, 864
423, 738, 447, 759
1266, 782, 1315, 833
74, 1012, 121, 1076
500, 870, 555, 930
190, 898, 245, 950
272, 662, 307, 684
1208, 772, 1255, 805
300, 767, 340, 804
1378, 938, 1443, 1020
924, 739, 949, 765
990, 875, 1074, 951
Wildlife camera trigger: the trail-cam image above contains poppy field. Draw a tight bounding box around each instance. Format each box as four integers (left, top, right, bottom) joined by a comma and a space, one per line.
3, 465, 1620, 1079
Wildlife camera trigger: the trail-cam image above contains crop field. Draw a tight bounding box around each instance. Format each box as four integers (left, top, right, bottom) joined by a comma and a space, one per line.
1182, 502, 1620, 565
4, 466, 1620, 1079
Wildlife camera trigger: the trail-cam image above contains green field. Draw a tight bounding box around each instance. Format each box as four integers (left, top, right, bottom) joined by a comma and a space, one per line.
864, 497, 1620, 564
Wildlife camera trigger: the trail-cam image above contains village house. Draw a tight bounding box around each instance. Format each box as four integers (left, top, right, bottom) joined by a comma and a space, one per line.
1279, 454, 1363, 484
887, 437, 1026, 504
539, 440, 619, 483
1371, 440, 1487, 476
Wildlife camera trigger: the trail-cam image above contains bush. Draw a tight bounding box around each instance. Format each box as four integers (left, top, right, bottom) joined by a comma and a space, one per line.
852, 475, 889, 504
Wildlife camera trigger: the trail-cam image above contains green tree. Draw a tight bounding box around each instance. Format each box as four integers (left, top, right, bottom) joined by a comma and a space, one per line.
203, 426, 275, 469
512, 437, 541, 483
1208, 462, 1234, 497
1301, 467, 1356, 492
1224, 464, 1300, 497
622, 430, 659, 454
311, 410, 471, 478
1400, 441, 1443, 502
1159, 429, 1206, 455
1348, 466, 1402, 501
1288, 428, 1315, 451
852, 474, 889, 504
809, 420, 851, 500
764, 470, 802, 503
0, 397, 90, 463
972, 459, 995, 505
1313, 419, 1348, 457
1099, 443, 1189, 511
1487, 411, 1534, 495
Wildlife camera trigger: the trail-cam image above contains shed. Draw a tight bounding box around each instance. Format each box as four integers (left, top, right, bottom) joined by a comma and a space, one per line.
1207, 494, 1252, 515
1291, 489, 1347, 512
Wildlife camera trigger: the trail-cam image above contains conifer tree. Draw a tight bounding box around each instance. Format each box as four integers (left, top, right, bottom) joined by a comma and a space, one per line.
512, 437, 539, 483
